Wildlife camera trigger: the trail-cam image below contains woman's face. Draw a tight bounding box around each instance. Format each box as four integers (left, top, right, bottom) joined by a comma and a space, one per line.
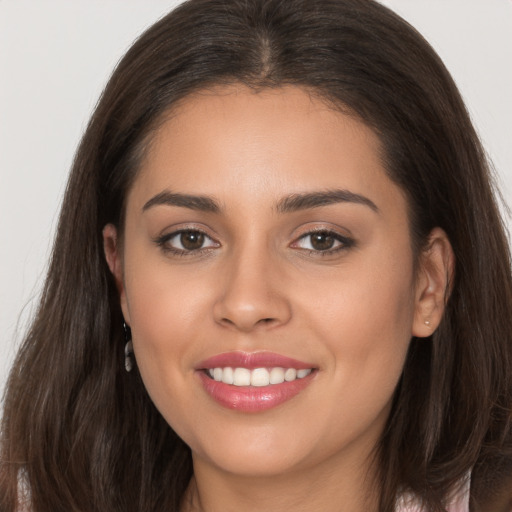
105, 85, 445, 480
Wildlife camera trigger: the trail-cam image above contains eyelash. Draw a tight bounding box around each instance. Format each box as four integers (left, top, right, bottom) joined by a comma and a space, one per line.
154, 229, 355, 257
292, 229, 355, 256
154, 229, 219, 257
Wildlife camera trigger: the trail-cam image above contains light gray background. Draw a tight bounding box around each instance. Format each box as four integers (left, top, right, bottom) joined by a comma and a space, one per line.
1, 0, 511, 399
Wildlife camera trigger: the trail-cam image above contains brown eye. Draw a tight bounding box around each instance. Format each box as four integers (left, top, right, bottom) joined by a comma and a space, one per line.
293, 230, 354, 254
156, 229, 218, 254
180, 230, 205, 250
309, 232, 335, 251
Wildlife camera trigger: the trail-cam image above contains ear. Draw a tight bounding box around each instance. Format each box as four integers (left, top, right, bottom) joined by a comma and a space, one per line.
412, 227, 455, 338
103, 224, 130, 324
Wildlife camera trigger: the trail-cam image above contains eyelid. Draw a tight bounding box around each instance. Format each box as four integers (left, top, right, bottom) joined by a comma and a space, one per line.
290, 226, 355, 254
168, 230, 218, 249
154, 222, 218, 241
152, 223, 354, 257
153, 225, 221, 256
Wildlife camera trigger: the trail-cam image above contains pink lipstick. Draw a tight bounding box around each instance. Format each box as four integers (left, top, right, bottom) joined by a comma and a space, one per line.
196, 351, 316, 413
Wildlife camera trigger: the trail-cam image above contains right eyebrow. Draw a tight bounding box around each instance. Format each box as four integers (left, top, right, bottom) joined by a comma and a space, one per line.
142, 190, 221, 213
276, 189, 379, 214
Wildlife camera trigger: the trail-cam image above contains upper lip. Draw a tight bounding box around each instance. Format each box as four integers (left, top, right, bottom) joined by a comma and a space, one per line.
196, 351, 315, 370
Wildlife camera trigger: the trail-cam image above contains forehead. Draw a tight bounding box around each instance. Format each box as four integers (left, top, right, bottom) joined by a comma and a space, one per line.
129, 85, 403, 214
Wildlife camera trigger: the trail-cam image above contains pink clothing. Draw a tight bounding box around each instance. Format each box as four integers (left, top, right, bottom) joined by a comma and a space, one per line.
396, 475, 470, 512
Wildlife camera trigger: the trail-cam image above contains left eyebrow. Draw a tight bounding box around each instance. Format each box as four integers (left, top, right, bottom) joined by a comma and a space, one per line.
142, 191, 221, 213
276, 189, 379, 214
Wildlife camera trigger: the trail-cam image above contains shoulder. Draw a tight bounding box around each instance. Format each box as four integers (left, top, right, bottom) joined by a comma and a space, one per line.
396, 475, 471, 512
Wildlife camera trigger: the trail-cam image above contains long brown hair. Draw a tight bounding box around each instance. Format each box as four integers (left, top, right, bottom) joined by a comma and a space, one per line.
2, 1, 511, 510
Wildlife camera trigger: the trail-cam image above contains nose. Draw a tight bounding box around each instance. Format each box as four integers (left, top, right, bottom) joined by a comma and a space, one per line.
213, 249, 292, 332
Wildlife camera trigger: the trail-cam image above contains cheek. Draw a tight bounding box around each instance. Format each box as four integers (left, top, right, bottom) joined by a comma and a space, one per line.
121, 252, 213, 401
304, 244, 415, 340
299, 242, 416, 396
124, 234, 212, 337
293, 260, 415, 443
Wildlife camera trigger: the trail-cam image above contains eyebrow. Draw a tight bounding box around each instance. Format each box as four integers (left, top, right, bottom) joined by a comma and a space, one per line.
142, 191, 221, 213
142, 188, 379, 215
276, 189, 379, 214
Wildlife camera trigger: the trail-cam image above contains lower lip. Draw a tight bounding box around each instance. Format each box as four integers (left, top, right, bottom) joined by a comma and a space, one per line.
197, 371, 315, 412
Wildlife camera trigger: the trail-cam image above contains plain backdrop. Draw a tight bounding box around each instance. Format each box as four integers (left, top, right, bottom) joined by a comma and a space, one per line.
1, 0, 511, 399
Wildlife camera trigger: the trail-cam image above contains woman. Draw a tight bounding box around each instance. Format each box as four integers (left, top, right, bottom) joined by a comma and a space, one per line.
1, 0, 511, 510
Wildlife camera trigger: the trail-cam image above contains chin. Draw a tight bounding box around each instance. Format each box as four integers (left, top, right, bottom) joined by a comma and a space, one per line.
183, 421, 317, 476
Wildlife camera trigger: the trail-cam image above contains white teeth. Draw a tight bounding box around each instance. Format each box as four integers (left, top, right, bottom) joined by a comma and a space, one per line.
269, 367, 285, 384
207, 366, 313, 386
251, 368, 270, 387
213, 367, 223, 382
284, 368, 297, 381
221, 366, 234, 384
233, 368, 251, 386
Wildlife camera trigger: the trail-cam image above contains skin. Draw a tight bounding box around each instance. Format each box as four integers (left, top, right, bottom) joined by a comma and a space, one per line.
104, 85, 454, 512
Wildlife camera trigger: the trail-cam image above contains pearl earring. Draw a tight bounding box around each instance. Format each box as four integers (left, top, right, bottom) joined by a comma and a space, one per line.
123, 322, 134, 372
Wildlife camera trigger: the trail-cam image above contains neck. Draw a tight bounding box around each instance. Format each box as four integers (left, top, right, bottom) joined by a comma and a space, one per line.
180, 449, 380, 512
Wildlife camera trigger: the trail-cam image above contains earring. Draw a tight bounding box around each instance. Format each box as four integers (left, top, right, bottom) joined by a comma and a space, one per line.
424, 319, 431, 327
123, 322, 134, 372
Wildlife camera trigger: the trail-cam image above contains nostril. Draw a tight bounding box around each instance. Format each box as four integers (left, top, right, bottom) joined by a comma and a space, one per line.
219, 316, 277, 331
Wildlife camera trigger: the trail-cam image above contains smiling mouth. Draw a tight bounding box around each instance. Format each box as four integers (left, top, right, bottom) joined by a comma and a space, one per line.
196, 351, 317, 412
205, 367, 313, 387
198, 367, 317, 412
